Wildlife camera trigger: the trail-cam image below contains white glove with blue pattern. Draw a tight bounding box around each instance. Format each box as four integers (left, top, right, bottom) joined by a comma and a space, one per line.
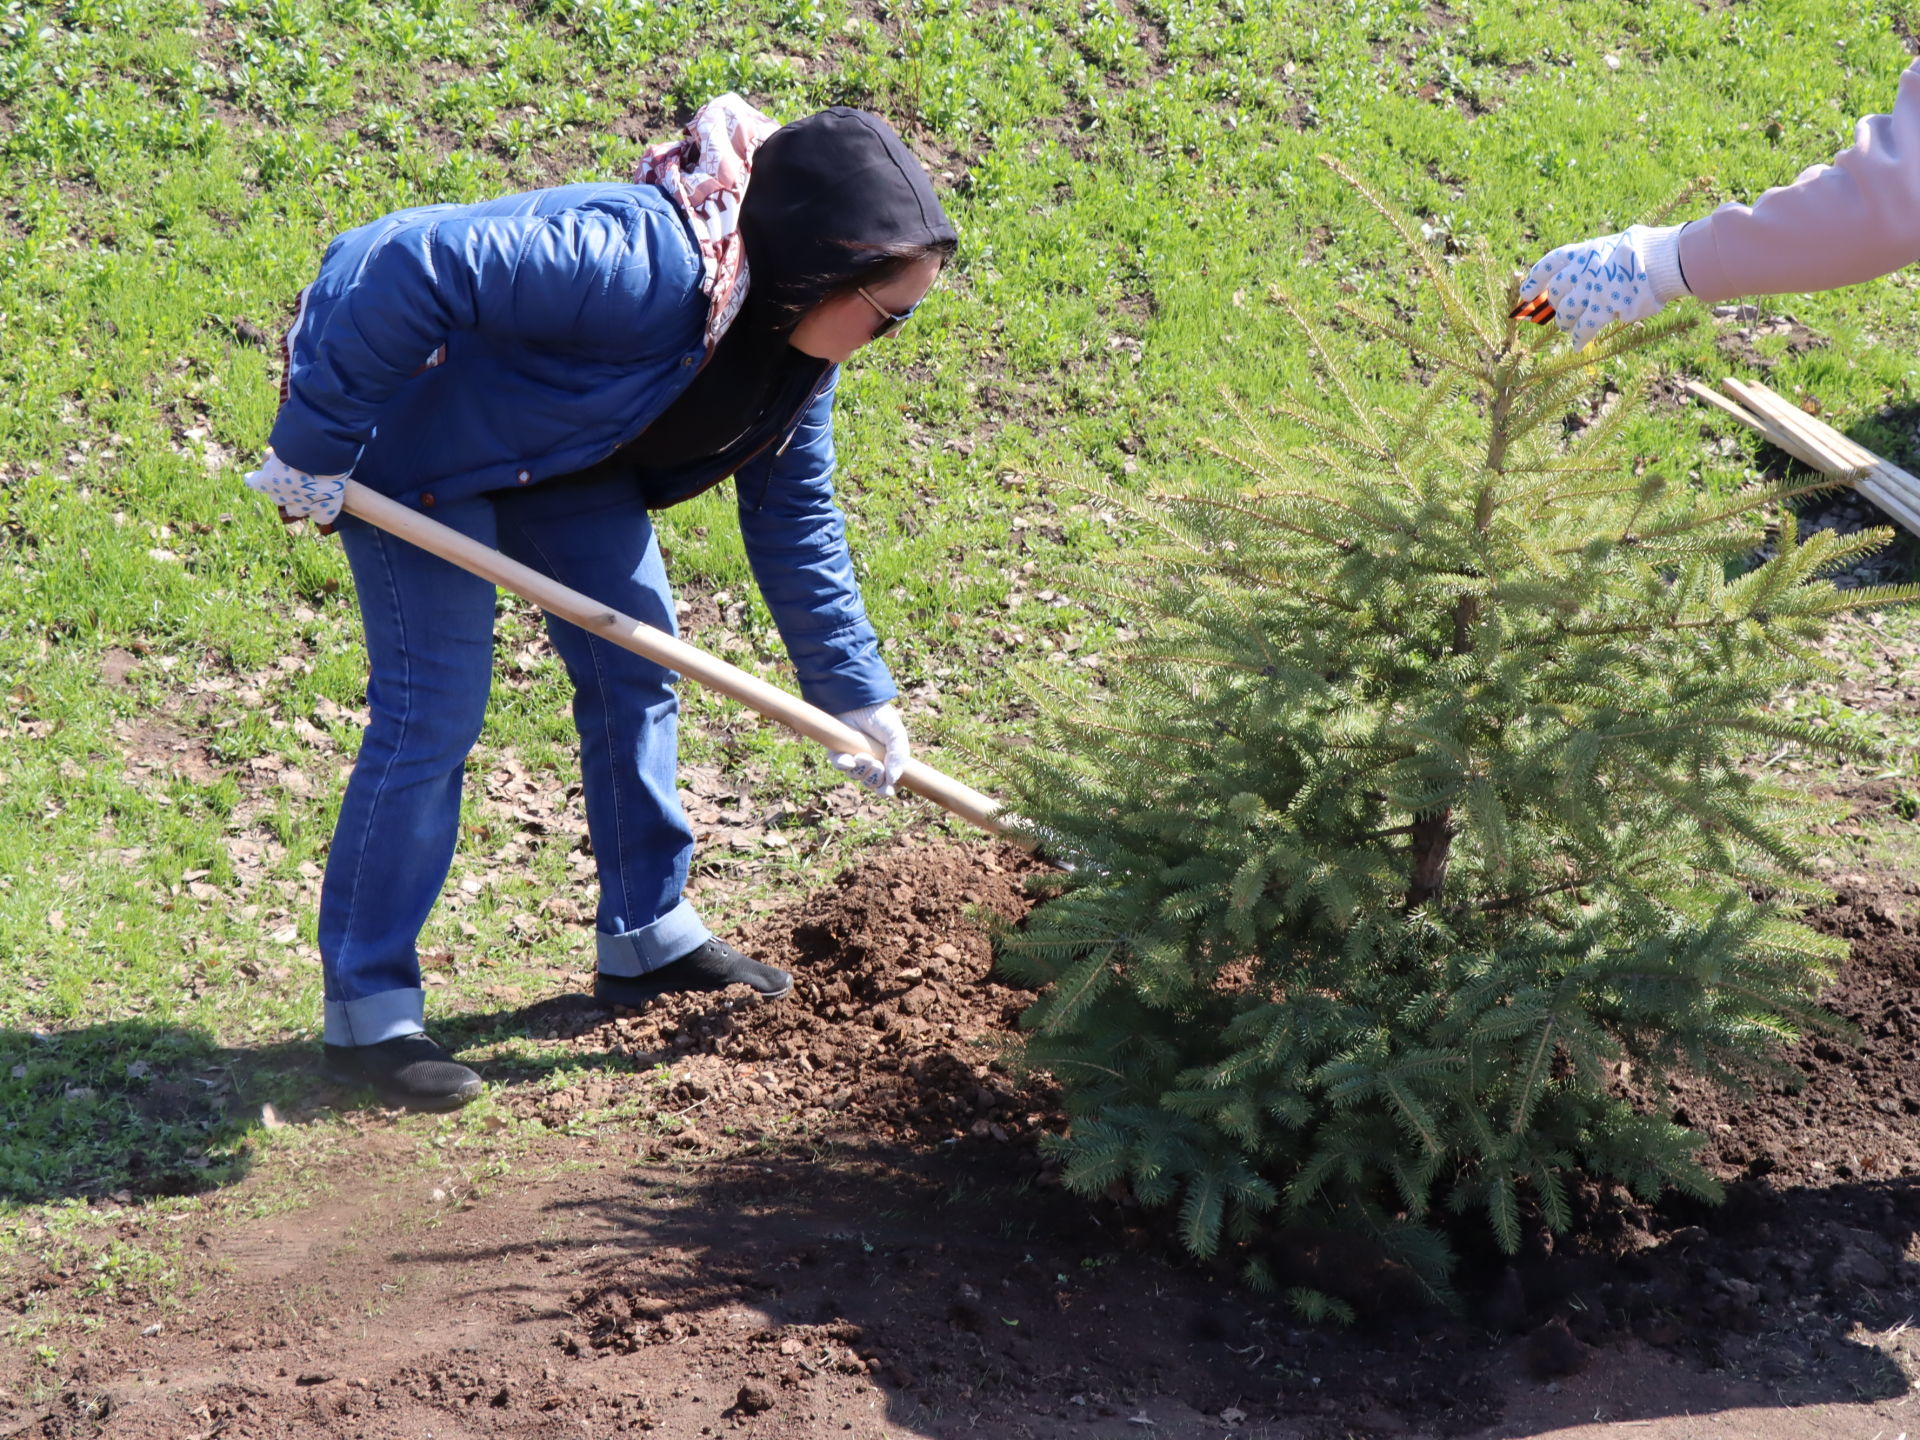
830, 702, 910, 798
244, 449, 349, 526
1514, 224, 1692, 349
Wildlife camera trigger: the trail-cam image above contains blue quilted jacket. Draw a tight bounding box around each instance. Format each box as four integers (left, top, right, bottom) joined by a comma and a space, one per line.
268, 182, 894, 713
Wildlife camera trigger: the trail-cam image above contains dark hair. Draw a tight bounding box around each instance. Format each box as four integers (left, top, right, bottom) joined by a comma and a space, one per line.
770, 237, 958, 324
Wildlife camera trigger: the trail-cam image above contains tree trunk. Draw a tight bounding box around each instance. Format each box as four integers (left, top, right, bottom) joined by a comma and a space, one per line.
1407, 808, 1454, 909
1409, 587, 1480, 909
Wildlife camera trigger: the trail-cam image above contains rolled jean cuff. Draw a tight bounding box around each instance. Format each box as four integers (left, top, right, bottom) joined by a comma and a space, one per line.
596, 899, 712, 978
323, 987, 426, 1046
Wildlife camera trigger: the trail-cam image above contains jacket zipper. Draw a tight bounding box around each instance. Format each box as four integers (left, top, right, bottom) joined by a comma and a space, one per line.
761, 369, 833, 498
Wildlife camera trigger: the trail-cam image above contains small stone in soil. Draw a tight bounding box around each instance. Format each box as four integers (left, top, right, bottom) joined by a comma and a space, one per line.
736, 1381, 776, 1414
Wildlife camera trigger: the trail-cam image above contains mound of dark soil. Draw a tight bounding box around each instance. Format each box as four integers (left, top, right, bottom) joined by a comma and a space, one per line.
493, 837, 1067, 1158
1489, 874, 1920, 1383
523, 849, 1920, 1434
1679, 876, 1920, 1186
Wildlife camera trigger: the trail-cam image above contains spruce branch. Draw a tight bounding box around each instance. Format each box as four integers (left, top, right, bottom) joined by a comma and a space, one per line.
1535, 480, 1648, 510
1496, 459, 1628, 481
1265, 287, 1388, 450
1175, 480, 1405, 534
1644, 174, 1717, 227
1473, 874, 1605, 915
1523, 311, 1698, 381
1241, 396, 1391, 463
1165, 483, 1361, 551
1333, 301, 1489, 382
1384, 371, 1464, 460
1318, 154, 1497, 350
1060, 475, 1214, 550
1627, 479, 1850, 543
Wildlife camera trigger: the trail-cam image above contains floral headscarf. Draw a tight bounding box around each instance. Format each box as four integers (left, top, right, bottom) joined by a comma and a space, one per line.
634, 93, 782, 356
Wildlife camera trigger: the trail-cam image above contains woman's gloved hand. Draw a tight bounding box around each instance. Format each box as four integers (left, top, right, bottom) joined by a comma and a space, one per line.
244, 449, 350, 528
1513, 223, 1691, 348
830, 702, 910, 798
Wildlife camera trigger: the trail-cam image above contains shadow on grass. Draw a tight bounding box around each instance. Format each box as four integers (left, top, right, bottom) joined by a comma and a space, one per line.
0, 992, 669, 1205
1845, 407, 1920, 577
0, 1021, 297, 1205
1849, 401, 1920, 477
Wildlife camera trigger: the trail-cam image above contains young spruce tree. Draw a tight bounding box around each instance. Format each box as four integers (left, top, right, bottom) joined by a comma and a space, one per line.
994, 162, 1917, 1310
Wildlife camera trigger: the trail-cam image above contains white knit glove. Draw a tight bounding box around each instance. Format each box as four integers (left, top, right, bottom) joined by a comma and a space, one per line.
244, 449, 349, 525
830, 702, 910, 798
1514, 224, 1691, 349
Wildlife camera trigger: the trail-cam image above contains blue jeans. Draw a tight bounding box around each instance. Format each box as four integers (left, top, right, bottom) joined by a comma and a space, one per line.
319, 475, 711, 1046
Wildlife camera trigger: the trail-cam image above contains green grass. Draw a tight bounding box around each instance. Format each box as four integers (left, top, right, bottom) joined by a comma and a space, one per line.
3, 0, 1920, 1224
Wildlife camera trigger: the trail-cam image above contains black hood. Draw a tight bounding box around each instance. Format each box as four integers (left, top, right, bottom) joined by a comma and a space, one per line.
617, 108, 954, 489
737, 106, 957, 329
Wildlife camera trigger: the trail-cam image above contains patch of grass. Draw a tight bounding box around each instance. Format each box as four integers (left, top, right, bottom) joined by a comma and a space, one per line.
1, 0, 1917, 1241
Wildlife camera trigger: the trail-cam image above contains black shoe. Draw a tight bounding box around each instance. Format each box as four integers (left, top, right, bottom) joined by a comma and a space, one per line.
595, 938, 793, 1006
322, 1033, 483, 1111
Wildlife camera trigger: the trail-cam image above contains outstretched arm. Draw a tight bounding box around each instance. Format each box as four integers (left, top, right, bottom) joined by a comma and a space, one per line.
734, 371, 898, 715
1517, 59, 1920, 342
1678, 59, 1920, 302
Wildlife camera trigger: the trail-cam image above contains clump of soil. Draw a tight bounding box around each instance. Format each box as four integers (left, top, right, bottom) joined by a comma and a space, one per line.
530, 852, 1920, 1432
1446, 873, 1920, 1394
493, 837, 1066, 1158
1679, 875, 1920, 1187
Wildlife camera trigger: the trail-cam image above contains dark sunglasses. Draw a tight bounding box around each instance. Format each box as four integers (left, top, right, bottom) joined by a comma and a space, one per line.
856, 286, 920, 340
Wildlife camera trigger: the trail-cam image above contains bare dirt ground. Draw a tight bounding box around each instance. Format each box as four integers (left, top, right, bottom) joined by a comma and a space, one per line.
7, 835, 1920, 1440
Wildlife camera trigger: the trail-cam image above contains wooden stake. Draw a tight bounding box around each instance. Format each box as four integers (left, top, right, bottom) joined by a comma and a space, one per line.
1684, 378, 1920, 538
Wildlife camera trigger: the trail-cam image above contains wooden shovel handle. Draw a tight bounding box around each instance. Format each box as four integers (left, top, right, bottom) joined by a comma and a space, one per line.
338, 480, 1016, 842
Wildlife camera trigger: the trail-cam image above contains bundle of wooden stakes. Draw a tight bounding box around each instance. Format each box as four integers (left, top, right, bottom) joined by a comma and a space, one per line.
1685, 376, 1920, 538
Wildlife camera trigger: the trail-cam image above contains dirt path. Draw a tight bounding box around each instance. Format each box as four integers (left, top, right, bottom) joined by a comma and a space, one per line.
7, 837, 1920, 1440
36, 1143, 1920, 1440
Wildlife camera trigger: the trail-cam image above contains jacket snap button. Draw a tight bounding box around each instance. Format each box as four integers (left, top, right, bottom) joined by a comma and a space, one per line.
420, 493, 435, 507
517, 469, 530, 484
681, 354, 696, 368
